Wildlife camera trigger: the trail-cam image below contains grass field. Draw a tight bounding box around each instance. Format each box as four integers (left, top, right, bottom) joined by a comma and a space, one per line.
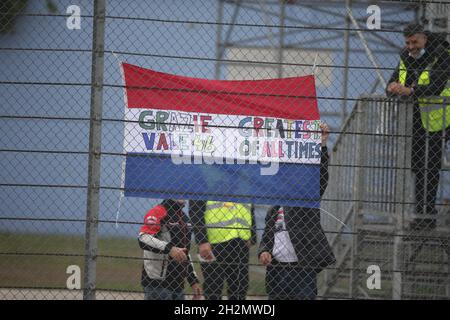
0, 232, 266, 297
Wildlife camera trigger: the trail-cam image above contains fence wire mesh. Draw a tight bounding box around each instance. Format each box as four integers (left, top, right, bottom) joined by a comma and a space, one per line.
0, 0, 449, 300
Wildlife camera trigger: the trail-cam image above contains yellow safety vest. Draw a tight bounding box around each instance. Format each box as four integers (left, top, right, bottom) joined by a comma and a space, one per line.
398, 52, 450, 132
204, 201, 252, 244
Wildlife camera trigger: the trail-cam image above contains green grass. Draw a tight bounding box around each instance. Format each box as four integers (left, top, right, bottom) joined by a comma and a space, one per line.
0, 232, 142, 291
0, 232, 267, 296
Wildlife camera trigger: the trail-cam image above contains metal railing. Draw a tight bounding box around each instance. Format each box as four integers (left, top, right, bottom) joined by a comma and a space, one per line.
321, 96, 450, 299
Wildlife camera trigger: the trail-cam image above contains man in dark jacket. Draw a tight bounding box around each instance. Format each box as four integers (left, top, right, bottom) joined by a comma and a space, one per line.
138, 199, 202, 300
258, 122, 336, 300
386, 23, 450, 230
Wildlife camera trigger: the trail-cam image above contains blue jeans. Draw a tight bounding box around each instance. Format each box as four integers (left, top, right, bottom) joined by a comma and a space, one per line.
144, 286, 184, 300
266, 263, 318, 300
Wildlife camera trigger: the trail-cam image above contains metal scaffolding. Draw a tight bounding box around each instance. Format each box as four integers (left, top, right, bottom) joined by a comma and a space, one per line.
320, 96, 450, 299
214, 0, 419, 126
215, 0, 450, 299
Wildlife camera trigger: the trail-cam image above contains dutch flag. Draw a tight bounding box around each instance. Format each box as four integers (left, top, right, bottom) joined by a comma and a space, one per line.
121, 62, 322, 208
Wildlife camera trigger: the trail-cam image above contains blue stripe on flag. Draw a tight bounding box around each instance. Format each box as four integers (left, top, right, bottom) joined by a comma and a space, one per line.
124, 153, 320, 208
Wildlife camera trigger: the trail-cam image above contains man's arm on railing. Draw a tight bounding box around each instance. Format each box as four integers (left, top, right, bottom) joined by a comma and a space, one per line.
386, 64, 400, 97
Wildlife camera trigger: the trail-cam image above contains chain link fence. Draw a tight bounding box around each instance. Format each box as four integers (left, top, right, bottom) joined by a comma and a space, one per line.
0, 0, 449, 300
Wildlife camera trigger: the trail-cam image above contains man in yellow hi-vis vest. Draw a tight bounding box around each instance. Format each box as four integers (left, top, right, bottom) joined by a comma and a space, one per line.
387, 23, 450, 230
190, 200, 256, 300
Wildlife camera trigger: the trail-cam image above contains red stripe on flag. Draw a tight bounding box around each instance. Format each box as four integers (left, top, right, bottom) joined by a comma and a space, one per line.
122, 62, 319, 120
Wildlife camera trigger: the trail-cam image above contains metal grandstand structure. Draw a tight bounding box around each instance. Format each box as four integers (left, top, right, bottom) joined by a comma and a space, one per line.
214, 0, 450, 299
214, 0, 419, 123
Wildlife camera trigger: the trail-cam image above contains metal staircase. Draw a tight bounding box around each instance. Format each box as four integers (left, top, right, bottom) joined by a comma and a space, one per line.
320, 96, 450, 299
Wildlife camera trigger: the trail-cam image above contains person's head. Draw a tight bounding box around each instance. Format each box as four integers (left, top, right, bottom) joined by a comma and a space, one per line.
174, 199, 186, 206
403, 23, 427, 58
162, 199, 186, 211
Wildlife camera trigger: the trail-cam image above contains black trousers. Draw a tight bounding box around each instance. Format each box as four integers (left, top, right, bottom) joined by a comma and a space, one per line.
201, 238, 249, 300
412, 110, 450, 215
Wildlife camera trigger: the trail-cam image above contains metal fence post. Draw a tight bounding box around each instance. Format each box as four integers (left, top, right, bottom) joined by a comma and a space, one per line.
83, 0, 106, 300
341, 0, 351, 124
392, 99, 413, 300
349, 98, 367, 298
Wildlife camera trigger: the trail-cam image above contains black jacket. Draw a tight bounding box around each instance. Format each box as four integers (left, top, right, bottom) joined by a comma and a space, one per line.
138, 200, 199, 291
258, 146, 336, 271
387, 32, 449, 99
386, 32, 450, 163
